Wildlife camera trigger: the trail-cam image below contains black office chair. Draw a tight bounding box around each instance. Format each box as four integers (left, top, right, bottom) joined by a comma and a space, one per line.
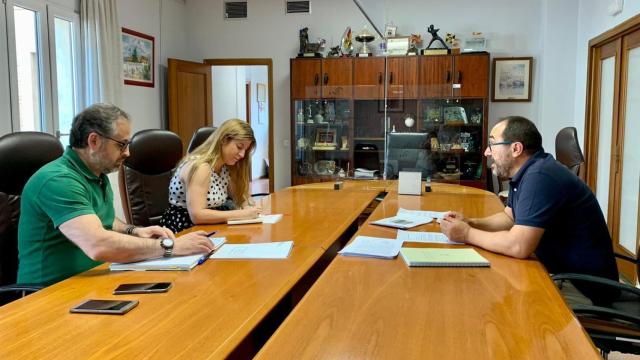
187, 126, 216, 153
0, 132, 63, 304
555, 127, 586, 182
119, 130, 183, 227
554, 251, 640, 359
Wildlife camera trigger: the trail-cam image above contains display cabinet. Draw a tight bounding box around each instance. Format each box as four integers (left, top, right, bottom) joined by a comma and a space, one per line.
291, 53, 489, 188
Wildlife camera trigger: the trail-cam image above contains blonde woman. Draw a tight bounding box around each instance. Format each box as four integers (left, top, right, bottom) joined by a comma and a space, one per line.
160, 119, 261, 233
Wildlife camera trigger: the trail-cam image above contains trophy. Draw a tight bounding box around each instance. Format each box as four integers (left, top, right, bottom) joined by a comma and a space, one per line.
355, 26, 375, 57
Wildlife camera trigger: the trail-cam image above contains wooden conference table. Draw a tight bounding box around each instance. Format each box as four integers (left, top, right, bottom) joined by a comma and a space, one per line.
256, 183, 600, 359
0, 181, 598, 359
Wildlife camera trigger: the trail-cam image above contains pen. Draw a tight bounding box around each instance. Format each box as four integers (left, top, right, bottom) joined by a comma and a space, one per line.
197, 248, 216, 265
206, 230, 217, 237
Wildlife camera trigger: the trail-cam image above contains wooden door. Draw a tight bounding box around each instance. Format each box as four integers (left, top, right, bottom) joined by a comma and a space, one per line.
454, 54, 489, 98
386, 57, 405, 99
353, 58, 384, 99
403, 56, 419, 99
419, 55, 453, 98
291, 59, 321, 99
322, 58, 353, 99
168, 58, 212, 152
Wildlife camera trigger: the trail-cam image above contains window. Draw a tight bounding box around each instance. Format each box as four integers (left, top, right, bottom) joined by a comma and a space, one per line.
6, 0, 81, 145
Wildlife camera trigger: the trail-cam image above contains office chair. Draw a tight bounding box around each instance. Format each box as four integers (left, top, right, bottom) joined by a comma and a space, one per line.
553, 250, 640, 359
119, 129, 183, 226
187, 126, 217, 153
0, 132, 63, 304
555, 127, 586, 181
385, 132, 433, 180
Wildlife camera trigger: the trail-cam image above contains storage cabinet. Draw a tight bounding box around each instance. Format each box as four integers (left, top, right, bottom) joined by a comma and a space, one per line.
291, 53, 489, 188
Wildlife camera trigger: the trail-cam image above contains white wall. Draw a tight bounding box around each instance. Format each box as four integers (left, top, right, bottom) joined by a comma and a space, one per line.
184, 0, 586, 188
248, 66, 269, 180
574, 0, 640, 147
212, 66, 241, 124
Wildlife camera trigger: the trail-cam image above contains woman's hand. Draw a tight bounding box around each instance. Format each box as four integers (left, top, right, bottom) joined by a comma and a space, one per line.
236, 206, 262, 220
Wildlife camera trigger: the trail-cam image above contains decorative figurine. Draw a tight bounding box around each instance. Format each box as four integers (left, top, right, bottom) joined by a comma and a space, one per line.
407, 34, 422, 55
297, 27, 323, 57
341, 27, 354, 56
426, 24, 449, 49
328, 45, 341, 57
354, 25, 375, 57
298, 27, 309, 55
404, 114, 415, 129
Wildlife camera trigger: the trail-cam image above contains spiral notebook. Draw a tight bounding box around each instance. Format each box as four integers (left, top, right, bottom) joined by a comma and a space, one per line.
399, 248, 490, 267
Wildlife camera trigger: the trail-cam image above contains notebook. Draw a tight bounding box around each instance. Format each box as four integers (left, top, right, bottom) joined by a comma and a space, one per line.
110, 237, 226, 271
370, 215, 433, 230
227, 214, 283, 225
210, 241, 293, 259
399, 248, 490, 267
338, 236, 403, 259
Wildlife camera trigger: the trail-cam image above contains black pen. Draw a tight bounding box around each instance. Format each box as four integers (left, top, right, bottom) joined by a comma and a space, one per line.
206, 230, 217, 237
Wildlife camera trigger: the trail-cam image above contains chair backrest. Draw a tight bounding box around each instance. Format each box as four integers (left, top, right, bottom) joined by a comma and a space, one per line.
385, 132, 432, 179
0, 132, 63, 286
119, 130, 183, 227
555, 127, 586, 181
187, 126, 216, 153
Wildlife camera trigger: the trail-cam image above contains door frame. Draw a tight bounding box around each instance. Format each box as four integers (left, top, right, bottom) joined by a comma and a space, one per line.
204, 58, 274, 193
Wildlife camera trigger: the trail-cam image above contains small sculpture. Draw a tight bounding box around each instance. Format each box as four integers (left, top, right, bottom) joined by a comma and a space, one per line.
426, 24, 449, 49
341, 27, 353, 56
408, 34, 422, 55
299, 27, 309, 54
328, 45, 341, 57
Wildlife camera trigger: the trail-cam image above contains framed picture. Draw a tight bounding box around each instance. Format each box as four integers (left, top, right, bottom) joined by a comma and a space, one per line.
256, 83, 266, 102
384, 25, 397, 38
492, 57, 532, 102
386, 36, 409, 56
315, 128, 337, 145
122, 28, 154, 87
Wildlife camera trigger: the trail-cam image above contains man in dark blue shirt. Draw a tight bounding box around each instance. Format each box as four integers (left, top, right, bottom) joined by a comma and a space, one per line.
440, 116, 618, 304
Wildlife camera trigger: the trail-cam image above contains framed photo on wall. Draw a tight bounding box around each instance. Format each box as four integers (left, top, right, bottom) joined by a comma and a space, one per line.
491, 57, 533, 102
122, 27, 154, 87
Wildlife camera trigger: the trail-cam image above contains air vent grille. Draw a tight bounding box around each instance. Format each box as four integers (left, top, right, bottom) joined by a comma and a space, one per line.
286, 1, 310, 14
224, 1, 247, 19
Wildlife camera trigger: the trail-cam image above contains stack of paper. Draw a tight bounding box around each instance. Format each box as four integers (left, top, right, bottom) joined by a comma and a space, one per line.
338, 236, 403, 259
399, 248, 490, 267
227, 214, 283, 225
396, 230, 462, 245
354, 168, 379, 179
371, 208, 448, 230
210, 241, 293, 259
110, 237, 227, 271
397, 208, 447, 220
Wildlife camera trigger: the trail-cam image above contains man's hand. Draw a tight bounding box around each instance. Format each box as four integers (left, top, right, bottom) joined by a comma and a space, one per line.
440, 218, 471, 243
173, 231, 214, 256
134, 226, 175, 240
443, 211, 466, 223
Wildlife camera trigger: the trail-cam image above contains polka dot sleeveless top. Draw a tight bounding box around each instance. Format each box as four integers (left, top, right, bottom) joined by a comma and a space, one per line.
168, 162, 230, 209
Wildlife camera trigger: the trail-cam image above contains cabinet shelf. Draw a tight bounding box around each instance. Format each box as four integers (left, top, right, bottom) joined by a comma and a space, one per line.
354, 137, 384, 141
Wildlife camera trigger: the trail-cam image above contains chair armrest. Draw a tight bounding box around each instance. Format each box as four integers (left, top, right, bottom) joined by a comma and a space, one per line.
0, 284, 44, 295
615, 252, 637, 264
572, 303, 640, 326
552, 272, 640, 297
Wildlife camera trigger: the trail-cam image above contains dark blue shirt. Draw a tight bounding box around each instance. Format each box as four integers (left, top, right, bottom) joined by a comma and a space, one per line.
507, 151, 618, 301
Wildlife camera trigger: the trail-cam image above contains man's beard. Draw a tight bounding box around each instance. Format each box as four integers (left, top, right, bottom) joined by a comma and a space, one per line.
492, 157, 514, 178
89, 149, 121, 174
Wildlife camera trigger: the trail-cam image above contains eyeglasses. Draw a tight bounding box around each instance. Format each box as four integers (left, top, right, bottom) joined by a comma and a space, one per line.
487, 141, 513, 151
97, 132, 130, 152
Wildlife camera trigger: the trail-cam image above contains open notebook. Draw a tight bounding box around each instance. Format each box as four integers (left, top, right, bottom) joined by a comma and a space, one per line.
110, 237, 226, 271
399, 248, 490, 267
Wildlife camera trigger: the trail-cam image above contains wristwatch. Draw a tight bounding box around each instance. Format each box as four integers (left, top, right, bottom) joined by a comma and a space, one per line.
160, 238, 174, 257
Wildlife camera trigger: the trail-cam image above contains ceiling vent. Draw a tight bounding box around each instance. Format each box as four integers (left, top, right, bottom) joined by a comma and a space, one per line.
286, 1, 310, 14
224, 1, 247, 19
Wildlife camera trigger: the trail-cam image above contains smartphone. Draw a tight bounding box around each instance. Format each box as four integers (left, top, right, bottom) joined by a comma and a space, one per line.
113, 282, 172, 295
70, 299, 139, 315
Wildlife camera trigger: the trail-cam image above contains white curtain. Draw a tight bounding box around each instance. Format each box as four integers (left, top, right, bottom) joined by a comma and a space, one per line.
81, 0, 122, 106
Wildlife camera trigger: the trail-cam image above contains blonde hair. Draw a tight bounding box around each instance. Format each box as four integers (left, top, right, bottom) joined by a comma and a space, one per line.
181, 119, 256, 206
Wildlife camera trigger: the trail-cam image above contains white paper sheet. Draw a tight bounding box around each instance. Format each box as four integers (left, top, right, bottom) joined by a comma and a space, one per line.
210, 241, 293, 259
398, 208, 447, 220
261, 214, 283, 224
396, 230, 463, 245
339, 236, 403, 259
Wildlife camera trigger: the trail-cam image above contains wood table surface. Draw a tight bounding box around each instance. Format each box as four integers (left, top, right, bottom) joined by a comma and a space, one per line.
0, 187, 379, 359
256, 188, 600, 359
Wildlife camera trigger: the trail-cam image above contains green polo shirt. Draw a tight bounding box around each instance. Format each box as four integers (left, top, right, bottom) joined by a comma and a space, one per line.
17, 146, 114, 285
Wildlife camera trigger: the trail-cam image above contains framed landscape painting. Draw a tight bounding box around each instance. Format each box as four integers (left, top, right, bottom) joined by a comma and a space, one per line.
122, 28, 154, 87
492, 57, 532, 102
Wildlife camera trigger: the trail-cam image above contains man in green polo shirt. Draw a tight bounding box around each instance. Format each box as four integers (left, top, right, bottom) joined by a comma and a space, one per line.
18, 103, 214, 286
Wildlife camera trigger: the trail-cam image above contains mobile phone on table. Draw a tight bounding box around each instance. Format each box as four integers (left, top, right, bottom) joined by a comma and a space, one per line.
69, 299, 138, 315
113, 282, 172, 295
